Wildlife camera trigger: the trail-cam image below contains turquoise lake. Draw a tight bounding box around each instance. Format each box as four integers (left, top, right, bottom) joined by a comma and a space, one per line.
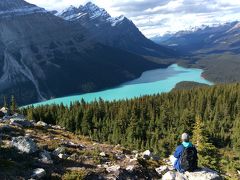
31, 64, 213, 107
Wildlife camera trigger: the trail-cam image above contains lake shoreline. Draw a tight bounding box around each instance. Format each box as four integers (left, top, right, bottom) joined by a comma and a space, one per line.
25, 64, 213, 107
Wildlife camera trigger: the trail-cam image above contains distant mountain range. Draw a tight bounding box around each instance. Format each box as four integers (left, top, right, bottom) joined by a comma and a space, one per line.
152, 21, 240, 83
0, 0, 173, 105
152, 21, 240, 54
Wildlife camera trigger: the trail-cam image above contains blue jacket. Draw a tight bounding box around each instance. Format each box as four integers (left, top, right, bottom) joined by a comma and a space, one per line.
173, 142, 193, 172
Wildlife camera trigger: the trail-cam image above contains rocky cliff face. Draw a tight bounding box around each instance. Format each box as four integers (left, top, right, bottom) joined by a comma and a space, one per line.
57, 2, 175, 59
0, 108, 223, 179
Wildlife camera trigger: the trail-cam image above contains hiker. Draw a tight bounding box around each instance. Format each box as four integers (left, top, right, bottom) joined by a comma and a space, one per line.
170, 133, 198, 173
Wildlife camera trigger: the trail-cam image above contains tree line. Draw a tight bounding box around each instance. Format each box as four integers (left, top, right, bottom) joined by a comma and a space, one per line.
19, 83, 240, 175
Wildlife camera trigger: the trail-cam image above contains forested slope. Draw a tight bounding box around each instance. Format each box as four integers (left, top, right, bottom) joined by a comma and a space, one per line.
22, 83, 240, 178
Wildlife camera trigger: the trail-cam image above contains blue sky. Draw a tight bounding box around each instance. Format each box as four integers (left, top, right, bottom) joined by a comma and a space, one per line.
26, 0, 240, 37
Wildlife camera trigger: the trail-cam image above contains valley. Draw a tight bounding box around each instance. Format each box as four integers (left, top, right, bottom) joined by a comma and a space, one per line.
0, 0, 240, 179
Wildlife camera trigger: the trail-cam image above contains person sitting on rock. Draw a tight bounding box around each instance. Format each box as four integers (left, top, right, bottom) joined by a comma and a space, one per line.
170, 133, 198, 173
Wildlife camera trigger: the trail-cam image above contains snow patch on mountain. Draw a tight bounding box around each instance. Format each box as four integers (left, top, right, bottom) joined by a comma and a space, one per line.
227, 22, 240, 33
110, 15, 125, 27
58, 2, 126, 27
79, 2, 110, 19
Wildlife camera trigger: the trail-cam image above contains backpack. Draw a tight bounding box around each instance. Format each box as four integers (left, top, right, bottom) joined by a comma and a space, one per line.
180, 145, 198, 172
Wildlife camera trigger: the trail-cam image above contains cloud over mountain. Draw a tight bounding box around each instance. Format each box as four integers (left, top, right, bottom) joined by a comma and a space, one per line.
26, 0, 240, 37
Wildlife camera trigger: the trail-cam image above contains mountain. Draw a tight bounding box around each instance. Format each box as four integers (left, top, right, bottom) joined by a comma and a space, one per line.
151, 22, 240, 83
57, 2, 174, 59
152, 22, 240, 54
0, 0, 163, 105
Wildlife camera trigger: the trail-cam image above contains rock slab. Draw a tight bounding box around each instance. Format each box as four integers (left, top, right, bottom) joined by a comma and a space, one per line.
162, 168, 222, 180
12, 136, 37, 154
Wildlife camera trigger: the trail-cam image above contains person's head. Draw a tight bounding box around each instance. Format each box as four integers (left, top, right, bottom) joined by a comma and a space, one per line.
181, 133, 190, 142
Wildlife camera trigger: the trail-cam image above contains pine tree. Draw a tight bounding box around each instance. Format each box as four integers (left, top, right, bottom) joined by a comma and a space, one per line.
192, 115, 219, 170
27, 108, 34, 120
10, 95, 17, 113
3, 96, 7, 108
232, 116, 240, 156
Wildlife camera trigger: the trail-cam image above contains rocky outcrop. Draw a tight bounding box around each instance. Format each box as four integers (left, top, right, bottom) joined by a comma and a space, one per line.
162, 168, 222, 180
0, 112, 225, 179
10, 117, 33, 128
11, 136, 37, 154
158, 167, 222, 180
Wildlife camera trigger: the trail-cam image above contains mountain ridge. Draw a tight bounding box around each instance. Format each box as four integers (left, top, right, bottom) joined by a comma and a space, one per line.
57, 2, 175, 59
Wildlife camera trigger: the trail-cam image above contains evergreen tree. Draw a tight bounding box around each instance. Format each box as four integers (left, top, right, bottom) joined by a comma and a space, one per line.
3, 96, 7, 108
192, 115, 219, 170
232, 116, 240, 156
10, 95, 17, 113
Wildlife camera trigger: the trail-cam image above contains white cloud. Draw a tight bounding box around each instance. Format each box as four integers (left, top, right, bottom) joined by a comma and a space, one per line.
25, 0, 240, 37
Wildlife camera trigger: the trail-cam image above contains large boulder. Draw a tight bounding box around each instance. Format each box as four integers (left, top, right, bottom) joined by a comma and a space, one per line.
184, 168, 222, 180
162, 168, 222, 180
10, 117, 33, 128
36, 121, 48, 127
12, 136, 38, 154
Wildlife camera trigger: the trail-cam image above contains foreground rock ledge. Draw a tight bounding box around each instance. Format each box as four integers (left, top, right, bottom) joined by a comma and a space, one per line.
162, 167, 222, 180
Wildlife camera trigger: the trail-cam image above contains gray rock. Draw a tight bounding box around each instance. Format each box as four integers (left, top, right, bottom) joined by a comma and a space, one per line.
10, 118, 33, 128
50, 125, 65, 130
184, 168, 222, 180
162, 171, 185, 180
31, 168, 46, 179
12, 136, 38, 154
53, 147, 66, 156
39, 150, 53, 164
0, 107, 9, 115
58, 153, 68, 159
53, 147, 68, 159
62, 141, 85, 149
142, 150, 152, 160
162, 168, 222, 180
36, 121, 48, 127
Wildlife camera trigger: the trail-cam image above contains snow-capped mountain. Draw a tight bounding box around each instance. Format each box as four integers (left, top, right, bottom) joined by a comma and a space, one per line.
0, 0, 162, 105
58, 2, 126, 27
152, 21, 240, 54
57, 2, 174, 58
